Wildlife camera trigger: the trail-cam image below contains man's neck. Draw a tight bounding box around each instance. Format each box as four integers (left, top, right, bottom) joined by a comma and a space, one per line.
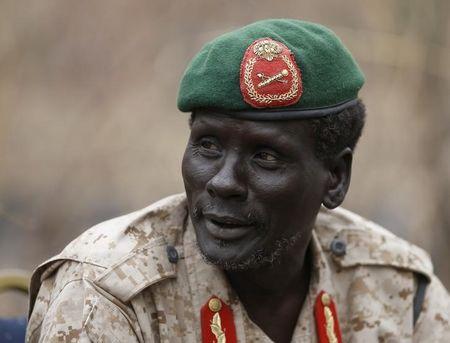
225, 240, 312, 343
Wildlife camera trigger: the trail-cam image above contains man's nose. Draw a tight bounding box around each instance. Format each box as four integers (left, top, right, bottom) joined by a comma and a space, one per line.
206, 155, 247, 200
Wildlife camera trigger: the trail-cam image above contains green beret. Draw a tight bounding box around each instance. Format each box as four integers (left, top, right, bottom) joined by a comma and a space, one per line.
177, 19, 365, 119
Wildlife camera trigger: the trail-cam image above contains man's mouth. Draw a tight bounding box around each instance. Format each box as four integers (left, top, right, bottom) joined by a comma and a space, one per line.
203, 212, 255, 241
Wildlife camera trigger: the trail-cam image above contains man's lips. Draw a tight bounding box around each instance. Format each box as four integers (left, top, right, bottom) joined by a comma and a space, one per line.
203, 212, 254, 241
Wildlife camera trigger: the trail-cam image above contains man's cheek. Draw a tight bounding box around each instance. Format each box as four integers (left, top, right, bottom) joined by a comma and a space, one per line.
182, 156, 203, 190
184, 162, 218, 191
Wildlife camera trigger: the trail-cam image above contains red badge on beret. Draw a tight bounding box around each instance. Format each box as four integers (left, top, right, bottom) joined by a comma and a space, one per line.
240, 38, 302, 108
201, 296, 237, 343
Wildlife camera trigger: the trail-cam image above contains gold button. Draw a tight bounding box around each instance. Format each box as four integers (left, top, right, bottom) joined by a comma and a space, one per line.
321, 292, 331, 306
208, 298, 222, 312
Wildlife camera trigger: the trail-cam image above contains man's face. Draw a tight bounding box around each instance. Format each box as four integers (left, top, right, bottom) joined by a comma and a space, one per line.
182, 111, 329, 271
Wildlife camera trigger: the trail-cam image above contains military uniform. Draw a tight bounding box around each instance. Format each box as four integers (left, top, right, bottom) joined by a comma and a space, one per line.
27, 19, 450, 342
26, 194, 450, 342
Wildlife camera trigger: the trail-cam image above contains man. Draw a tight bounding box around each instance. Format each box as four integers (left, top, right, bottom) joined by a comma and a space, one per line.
26, 19, 449, 342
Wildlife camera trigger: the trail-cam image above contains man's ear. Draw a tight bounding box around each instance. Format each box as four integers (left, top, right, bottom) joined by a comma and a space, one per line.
322, 148, 353, 209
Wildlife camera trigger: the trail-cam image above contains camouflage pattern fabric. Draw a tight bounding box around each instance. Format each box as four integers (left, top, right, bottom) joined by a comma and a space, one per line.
26, 194, 450, 342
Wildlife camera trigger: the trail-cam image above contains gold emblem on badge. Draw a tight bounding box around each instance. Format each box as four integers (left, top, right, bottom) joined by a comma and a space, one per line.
209, 298, 225, 343
211, 312, 226, 343
208, 298, 222, 312
257, 69, 289, 88
253, 39, 282, 61
202, 296, 236, 343
321, 292, 338, 343
321, 292, 331, 306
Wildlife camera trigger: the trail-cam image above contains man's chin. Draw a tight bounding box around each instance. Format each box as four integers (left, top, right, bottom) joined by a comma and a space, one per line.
199, 250, 267, 271
196, 242, 281, 272
196, 231, 303, 272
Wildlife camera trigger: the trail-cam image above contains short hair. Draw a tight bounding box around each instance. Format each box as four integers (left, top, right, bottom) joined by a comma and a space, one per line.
309, 99, 366, 161
189, 99, 366, 161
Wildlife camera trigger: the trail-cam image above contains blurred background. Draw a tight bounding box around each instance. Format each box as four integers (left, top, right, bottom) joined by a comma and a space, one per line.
0, 0, 449, 316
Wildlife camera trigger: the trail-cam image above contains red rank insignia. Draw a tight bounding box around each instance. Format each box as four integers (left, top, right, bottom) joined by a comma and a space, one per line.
240, 37, 302, 109
201, 296, 237, 343
314, 291, 342, 343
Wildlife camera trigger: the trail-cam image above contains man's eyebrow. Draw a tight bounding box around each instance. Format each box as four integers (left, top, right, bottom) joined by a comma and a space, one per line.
244, 129, 302, 151
192, 120, 302, 151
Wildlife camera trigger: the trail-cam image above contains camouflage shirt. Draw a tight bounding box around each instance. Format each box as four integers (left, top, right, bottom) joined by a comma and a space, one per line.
26, 194, 450, 342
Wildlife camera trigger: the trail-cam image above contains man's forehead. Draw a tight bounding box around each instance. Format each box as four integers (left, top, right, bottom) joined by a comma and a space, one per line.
191, 110, 312, 143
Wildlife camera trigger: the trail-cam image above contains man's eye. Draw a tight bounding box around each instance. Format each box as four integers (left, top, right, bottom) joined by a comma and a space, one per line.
194, 138, 221, 158
256, 151, 278, 162
200, 140, 219, 151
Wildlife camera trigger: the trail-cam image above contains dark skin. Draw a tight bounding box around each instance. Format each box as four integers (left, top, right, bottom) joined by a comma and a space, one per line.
182, 110, 352, 343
